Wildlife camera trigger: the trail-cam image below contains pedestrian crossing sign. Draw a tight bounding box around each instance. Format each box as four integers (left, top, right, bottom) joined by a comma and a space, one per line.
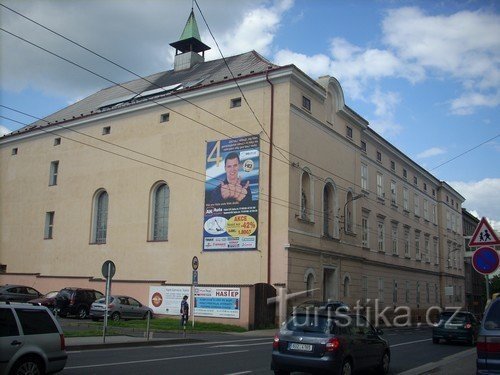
468, 217, 500, 247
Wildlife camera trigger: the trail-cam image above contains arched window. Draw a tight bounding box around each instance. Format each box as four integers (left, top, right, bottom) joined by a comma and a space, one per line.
343, 275, 350, 298
323, 182, 338, 237
345, 191, 353, 232
300, 170, 311, 220
304, 268, 316, 297
151, 182, 170, 241
92, 190, 108, 244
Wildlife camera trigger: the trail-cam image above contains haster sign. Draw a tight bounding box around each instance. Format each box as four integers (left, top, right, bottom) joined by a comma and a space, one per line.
468, 217, 500, 247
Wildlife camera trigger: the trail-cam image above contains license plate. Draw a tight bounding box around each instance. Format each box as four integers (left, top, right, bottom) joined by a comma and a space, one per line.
289, 343, 313, 352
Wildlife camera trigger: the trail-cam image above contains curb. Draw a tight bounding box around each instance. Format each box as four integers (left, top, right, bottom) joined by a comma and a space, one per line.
66, 338, 203, 351
397, 347, 475, 375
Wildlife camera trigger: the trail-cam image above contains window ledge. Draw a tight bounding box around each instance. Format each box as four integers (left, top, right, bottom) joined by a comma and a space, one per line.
147, 239, 168, 243
297, 216, 315, 225
90, 242, 106, 245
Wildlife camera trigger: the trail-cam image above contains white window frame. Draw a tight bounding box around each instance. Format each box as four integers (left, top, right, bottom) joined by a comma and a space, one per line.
377, 173, 384, 198
361, 163, 368, 191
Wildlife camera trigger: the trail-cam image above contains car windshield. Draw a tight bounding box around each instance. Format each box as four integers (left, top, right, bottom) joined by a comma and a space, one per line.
44, 291, 58, 298
94, 297, 113, 304
439, 312, 467, 324
58, 289, 73, 299
285, 314, 335, 333
484, 302, 500, 330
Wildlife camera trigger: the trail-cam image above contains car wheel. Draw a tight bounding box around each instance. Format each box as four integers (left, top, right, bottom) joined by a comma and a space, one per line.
433, 338, 439, 344
111, 312, 120, 321
77, 306, 88, 319
10, 355, 43, 375
341, 359, 353, 375
376, 351, 390, 374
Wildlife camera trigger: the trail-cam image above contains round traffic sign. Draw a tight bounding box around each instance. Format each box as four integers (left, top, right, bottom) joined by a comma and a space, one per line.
192, 256, 199, 270
472, 247, 499, 275
101, 260, 116, 279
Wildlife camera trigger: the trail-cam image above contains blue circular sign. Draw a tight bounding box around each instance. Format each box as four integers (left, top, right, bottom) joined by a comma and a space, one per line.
472, 247, 499, 275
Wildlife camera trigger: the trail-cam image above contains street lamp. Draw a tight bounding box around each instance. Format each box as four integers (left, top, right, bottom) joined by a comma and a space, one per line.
344, 193, 365, 233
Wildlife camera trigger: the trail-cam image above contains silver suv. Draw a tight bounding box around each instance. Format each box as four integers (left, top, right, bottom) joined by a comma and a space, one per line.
0, 302, 67, 374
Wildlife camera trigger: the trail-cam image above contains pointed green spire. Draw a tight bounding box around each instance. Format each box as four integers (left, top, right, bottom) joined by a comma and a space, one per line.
169, 8, 210, 54
179, 10, 201, 42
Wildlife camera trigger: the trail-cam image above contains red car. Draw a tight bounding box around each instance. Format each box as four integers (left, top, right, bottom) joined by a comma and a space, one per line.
29, 291, 59, 311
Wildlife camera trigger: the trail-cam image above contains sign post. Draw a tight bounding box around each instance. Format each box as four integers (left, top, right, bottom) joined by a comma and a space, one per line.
101, 260, 116, 343
468, 218, 499, 302
191, 257, 199, 329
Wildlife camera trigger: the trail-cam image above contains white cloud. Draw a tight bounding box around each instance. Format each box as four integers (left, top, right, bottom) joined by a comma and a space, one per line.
450, 178, 500, 231
417, 147, 446, 159
0, 0, 285, 101
274, 49, 331, 77
382, 7, 500, 115
204, 0, 293, 58
0, 125, 12, 136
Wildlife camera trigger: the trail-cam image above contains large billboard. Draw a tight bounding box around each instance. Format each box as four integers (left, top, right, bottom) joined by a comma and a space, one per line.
203, 135, 259, 251
194, 287, 240, 318
149, 286, 191, 315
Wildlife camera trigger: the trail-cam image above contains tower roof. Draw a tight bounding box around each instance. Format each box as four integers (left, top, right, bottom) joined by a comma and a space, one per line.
169, 9, 210, 54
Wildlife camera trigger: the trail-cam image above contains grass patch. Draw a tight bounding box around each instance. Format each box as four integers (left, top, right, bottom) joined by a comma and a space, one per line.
107, 316, 247, 333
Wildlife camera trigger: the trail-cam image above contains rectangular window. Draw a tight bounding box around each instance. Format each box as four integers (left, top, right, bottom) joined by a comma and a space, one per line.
346, 126, 353, 138
362, 214, 369, 248
403, 168, 407, 179
361, 141, 366, 152
403, 187, 409, 211
432, 205, 437, 224
423, 182, 427, 191
361, 163, 368, 190
432, 188, 436, 197
404, 227, 410, 257
378, 220, 385, 252
362, 276, 368, 302
160, 113, 170, 122
378, 278, 384, 303
423, 199, 429, 221
390, 160, 395, 171
49, 161, 59, 186
434, 239, 439, 265
413, 176, 418, 185
390, 180, 397, 205
54, 137, 61, 146
44, 211, 54, 239
302, 96, 311, 111
230, 97, 242, 108
377, 173, 384, 198
377, 151, 382, 162
424, 235, 430, 262
11, 148, 18, 155
405, 281, 410, 303
414, 193, 420, 216
392, 224, 398, 255
102, 126, 111, 135
415, 231, 421, 260
393, 280, 398, 304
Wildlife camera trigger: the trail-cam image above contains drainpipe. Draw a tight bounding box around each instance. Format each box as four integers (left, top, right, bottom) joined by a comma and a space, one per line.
265, 70, 274, 285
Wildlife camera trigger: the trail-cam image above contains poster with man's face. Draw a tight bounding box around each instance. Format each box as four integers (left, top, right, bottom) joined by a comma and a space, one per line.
203, 135, 259, 251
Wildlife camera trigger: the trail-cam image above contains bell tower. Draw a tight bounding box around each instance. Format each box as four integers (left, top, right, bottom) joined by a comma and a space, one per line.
169, 9, 211, 71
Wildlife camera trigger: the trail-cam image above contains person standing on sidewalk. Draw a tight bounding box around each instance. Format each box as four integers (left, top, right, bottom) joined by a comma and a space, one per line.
180, 295, 189, 334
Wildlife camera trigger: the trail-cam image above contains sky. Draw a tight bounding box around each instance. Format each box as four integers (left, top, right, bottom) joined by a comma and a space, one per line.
0, 0, 499, 230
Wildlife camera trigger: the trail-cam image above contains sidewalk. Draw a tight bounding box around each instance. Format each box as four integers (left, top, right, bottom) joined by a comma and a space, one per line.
398, 348, 476, 375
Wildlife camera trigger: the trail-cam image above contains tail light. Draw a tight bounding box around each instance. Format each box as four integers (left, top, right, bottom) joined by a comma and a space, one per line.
477, 336, 500, 353
272, 334, 280, 350
326, 337, 341, 352
60, 334, 66, 350
464, 323, 472, 329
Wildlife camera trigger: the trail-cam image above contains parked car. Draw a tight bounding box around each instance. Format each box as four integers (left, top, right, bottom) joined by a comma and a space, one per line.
54, 287, 103, 319
28, 290, 59, 311
271, 311, 390, 375
477, 297, 500, 374
432, 310, 479, 346
0, 284, 42, 302
90, 295, 153, 321
0, 302, 67, 374
292, 300, 350, 315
